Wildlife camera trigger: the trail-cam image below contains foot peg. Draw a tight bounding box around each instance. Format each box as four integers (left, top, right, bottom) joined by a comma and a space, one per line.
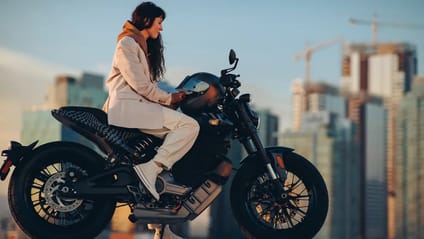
156, 171, 191, 196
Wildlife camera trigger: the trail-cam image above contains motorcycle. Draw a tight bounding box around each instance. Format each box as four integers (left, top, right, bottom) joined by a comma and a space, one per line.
1, 50, 328, 239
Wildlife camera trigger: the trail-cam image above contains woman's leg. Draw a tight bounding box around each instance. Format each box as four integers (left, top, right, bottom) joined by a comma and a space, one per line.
133, 107, 199, 200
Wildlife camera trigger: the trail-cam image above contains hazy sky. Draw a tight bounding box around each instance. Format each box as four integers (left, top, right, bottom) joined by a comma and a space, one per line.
0, 0, 423, 194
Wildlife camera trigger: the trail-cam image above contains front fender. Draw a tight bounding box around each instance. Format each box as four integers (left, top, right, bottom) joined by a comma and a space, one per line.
240, 146, 294, 165
239, 146, 294, 181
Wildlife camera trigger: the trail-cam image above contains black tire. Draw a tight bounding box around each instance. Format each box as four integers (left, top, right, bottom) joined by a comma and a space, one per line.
230, 151, 328, 239
8, 142, 116, 239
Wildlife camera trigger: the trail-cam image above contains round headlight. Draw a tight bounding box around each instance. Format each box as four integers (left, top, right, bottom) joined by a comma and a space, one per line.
248, 109, 260, 129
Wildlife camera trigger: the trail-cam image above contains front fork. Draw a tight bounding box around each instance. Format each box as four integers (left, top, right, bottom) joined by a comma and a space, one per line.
241, 133, 285, 179
235, 99, 293, 201
240, 132, 293, 202
241, 135, 290, 178
235, 99, 288, 181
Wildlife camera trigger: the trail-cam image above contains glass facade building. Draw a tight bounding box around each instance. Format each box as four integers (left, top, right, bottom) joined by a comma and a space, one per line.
257, 109, 279, 146
341, 42, 417, 239
280, 111, 359, 239
22, 73, 107, 147
364, 103, 387, 239
396, 77, 424, 239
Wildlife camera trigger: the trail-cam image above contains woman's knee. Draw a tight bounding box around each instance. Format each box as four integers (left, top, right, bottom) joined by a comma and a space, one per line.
177, 114, 199, 136
182, 116, 199, 136
189, 117, 200, 134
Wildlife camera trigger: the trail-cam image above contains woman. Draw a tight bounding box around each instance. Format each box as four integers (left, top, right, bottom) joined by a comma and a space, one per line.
103, 1, 199, 204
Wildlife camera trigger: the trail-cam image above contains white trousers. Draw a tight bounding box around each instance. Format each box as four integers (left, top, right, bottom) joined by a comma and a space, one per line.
139, 106, 199, 169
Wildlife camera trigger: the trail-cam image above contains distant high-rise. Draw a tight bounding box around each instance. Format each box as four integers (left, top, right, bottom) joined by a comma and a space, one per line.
257, 109, 279, 146
284, 80, 361, 238
22, 72, 108, 146
286, 74, 394, 238
46, 73, 107, 108
364, 101, 388, 239
281, 110, 359, 239
396, 76, 424, 239
291, 80, 306, 130
341, 42, 417, 239
341, 43, 416, 98
291, 81, 345, 131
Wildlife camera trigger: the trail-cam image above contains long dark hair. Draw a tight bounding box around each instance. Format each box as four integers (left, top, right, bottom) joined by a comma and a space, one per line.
131, 2, 166, 81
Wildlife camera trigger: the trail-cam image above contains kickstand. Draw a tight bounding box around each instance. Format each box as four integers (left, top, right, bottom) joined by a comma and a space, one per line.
159, 224, 166, 239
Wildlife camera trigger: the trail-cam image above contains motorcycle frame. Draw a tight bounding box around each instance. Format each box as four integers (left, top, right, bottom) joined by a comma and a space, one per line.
0, 51, 295, 226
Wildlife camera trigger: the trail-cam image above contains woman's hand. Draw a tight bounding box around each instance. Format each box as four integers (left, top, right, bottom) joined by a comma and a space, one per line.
169, 92, 186, 109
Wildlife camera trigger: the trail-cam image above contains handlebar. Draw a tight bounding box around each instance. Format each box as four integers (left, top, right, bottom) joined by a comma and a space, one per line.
220, 74, 240, 88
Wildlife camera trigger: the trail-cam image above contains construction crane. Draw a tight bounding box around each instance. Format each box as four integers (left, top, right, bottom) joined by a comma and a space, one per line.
349, 16, 424, 44
294, 37, 343, 86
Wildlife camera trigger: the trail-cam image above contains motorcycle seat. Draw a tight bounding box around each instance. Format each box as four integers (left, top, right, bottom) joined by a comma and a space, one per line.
51, 106, 162, 159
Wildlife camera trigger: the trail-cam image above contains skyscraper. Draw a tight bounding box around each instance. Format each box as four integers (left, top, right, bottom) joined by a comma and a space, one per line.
364, 101, 387, 239
291, 81, 345, 131
22, 73, 108, 146
282, 81, 360, 239
256, 109, 279, 146
341, 42, 416, 239
396, 76, 424, 239
291, 80, 306, 131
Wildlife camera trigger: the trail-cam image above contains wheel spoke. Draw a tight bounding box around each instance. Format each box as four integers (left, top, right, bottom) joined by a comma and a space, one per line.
297, 186, 307, 195
283, 208, 295, 228
289, 177, 302, 191
257, 205, 273, 217
40, 168, 51, 179
34, 173, 49, 182
31, 183, 43, 190
32, 199, 42, 207
27, 162, 92, 226
289, 194, 310, 199
51, 163, 61, 173
31, 191, 41, 196
247, 170, 311, 230
287, 203, 307, 217
248, 196, 272, 205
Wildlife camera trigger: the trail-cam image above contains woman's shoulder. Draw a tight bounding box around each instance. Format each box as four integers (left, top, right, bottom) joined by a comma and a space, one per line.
117, 36, 139, 48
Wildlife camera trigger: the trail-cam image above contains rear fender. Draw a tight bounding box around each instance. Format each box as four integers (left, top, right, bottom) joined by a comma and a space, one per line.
0, 141, 38, 180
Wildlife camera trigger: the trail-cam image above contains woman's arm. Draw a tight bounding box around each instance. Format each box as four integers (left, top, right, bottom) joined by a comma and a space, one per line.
115, 37, 172, 105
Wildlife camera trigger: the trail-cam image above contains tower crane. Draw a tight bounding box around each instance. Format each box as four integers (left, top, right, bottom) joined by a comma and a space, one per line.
349, 16, 424, 44
293, 37, 343, 86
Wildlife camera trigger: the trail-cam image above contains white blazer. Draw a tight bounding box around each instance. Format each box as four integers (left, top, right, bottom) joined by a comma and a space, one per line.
104, 36, 172, 129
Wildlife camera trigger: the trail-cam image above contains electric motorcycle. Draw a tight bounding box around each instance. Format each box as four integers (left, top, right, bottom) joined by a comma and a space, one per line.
1, 50, 328, 239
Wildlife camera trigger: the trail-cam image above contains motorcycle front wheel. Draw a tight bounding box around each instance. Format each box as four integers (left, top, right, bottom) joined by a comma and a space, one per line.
230, 151, 328, 239
8, 142, 116, 239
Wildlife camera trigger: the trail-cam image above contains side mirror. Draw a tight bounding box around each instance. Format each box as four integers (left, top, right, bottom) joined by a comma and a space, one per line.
221, 49, 239, 76
229, 49, 237, 65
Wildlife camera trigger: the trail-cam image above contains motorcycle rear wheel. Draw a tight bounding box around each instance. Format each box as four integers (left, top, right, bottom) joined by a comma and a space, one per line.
230, 151, 328, 239
8, 142, 116, 239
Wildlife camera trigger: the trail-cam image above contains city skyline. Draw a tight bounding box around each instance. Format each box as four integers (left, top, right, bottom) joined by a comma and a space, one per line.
0, 2, 423, 237
1, 1, 423, 155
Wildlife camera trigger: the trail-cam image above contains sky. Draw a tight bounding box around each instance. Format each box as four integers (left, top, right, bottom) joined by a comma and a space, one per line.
0, 0, 423, 196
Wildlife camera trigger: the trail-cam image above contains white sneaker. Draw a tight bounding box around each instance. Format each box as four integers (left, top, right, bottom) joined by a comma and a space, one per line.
133, 160, 163, 200
153, 225, 183, 239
